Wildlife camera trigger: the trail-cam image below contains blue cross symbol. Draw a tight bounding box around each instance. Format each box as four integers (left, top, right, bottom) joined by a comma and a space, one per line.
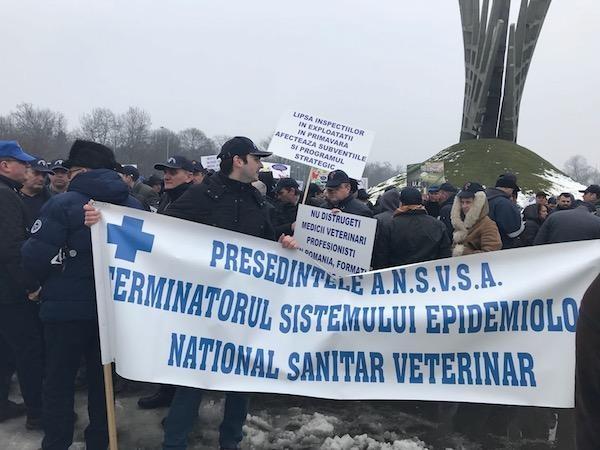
107, 216, 155, 263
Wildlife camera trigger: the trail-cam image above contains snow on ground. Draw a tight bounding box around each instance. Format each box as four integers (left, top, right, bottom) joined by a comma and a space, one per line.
536, 169, 587, 197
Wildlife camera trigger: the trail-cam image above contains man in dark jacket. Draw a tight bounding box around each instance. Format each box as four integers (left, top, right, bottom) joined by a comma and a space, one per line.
319, 170, 373, 218
22, 140, 142, 450
424, 185, 441, 217
534, 203, 600, 245
485, 174, 524, 248
48, 159, 69, 195
372, 187, 451, 269
580, 184, 600, 216
160, 137, 281, 450
20, 159, 55, 227
437, 182, 458, 239
154, 156, 194, 213
272, 178, 300, 236
118, 164, 160, 210
0, 141, 43, 429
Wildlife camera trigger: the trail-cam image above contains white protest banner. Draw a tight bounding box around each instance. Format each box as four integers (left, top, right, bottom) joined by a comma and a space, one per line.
200, 155, 219, 171
293, 204, 377, 277
260, 162, 291, 179
267, 110, 374, 179
92, 203, 600, 407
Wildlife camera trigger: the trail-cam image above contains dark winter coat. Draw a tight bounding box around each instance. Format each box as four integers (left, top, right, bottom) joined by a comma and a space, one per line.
520, 204, 544, 246
485, 187, 524, 248
373, 189, 401, 250
132, 179, 160, 210
272, 201, 299, 237
450, 192, 502, 256
438, 193, 456, 240
21, 169, 142, 321
157, 182, 192, 214
533, 205, 600, 245
20, 186, 53, 228
164, 172, 276, 241
0, 174, 39, 304
318, 194, 373, 218
372, 207, 451, 269
576, 273, 600, 450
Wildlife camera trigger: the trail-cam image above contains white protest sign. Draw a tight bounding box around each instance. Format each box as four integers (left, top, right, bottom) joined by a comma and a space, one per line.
267, 110, 374, 179
200, 155, 219, 171
92, 203, 600, 407
293, 204, 376, 277
260, 162, 291, 179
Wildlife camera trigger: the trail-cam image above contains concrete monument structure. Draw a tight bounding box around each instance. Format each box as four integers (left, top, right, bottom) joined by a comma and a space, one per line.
459, 0, 551, 142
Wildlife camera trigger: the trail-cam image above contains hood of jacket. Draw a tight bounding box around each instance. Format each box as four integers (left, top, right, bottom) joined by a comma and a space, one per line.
451, 191, 489, 245
68, 169, 130, 203
379, 189, 400, 212
523, 204, 541, 221
485, 187, 511, 202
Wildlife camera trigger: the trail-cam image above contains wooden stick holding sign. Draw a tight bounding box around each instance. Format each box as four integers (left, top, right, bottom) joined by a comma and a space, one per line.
301, 167, 317, 204
103, 364, 119, 450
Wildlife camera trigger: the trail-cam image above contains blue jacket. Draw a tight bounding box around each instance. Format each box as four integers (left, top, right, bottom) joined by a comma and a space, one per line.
22, 169, 142, 322
485, 187, 524, 248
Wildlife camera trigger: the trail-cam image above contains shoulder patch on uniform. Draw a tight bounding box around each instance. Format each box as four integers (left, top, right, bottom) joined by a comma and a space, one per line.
31, 219, 42, 234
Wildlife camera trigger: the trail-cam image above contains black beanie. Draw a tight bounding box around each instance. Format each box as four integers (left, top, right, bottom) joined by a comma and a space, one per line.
64, 140, 117, 170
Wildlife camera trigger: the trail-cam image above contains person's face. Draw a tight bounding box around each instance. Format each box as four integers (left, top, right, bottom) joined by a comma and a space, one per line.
536, 196, 548, 205
0, 159, 29, 183
22, 168, 46, 193
49, 169, 69, 190
151, 183, 162, 194
558, 195, 572, 208
192, 172, 205, 185
539, 205, 549, 220
234, 155, 263, 183
583, 192, 598, 204
325, 183, 351, 204
437, 190, 450, 204
460, 197, 474, 214
118, 173, 134, 188
163, 168, 193, 190
428, 191, 440, 203
277, 187, 297, 205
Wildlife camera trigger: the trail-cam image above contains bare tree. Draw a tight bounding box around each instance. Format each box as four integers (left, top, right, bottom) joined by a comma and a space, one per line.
564, 155, 599, 185
118, 107, 151, 154
178, 128, 217, 157
363, 161, 404, 186
79, 108, 118, 147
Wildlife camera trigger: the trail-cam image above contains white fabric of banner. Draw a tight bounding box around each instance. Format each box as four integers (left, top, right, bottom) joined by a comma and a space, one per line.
91, 203, 600, 408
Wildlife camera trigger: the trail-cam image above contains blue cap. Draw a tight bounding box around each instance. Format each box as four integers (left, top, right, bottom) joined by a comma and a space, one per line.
427, 185, 440, 193
0, 141, 36, 162
31, 159, 55, 174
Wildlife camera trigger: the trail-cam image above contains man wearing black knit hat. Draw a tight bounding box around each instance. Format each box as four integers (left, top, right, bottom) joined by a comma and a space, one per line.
22, 139, 143, 450
485, 173, 524, 248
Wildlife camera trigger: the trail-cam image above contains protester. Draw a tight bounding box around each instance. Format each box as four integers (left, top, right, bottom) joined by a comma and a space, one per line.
145, 174, 163, 195
272, 178, 300, 236
555, 192, 574, 211
485, 173, 524, 248
306, 182, 324, 206
154, 156, 194, 214
0, 141, 44, 430
20, 159, 55, 228
576, 273, 600, 450
534, 202, 600, 245
424, 185, 440, 217
579, 184, 600, 215
372, 187, 451, 269
21, 139, 143, 450
117, 164, 160, 210
191, 160, 208, 185
373, 187, 400, 224
356, 188, 374, 211
450, 182, 501, 256
319, 170, 373, 217
156, 136, 295, 450
437, 182, 458, 239
48, 159, 69, 195
520, 202, 549, 246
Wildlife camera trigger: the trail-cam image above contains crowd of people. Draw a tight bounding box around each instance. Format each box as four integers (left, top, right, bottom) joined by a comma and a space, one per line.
1, 136, 600, 449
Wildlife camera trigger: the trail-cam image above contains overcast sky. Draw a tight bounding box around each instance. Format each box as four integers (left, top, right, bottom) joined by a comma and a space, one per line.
2, 0, 598, 170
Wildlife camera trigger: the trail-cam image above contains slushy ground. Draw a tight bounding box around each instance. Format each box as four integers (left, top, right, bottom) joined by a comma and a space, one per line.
1, 378, 556, 449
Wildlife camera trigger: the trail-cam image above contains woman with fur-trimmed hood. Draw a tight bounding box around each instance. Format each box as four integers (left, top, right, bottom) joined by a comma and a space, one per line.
451, 182, 502, 256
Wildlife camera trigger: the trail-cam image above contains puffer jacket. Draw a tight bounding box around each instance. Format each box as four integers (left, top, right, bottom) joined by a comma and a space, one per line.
21, 169, 142, 321
451, 191, 502, 256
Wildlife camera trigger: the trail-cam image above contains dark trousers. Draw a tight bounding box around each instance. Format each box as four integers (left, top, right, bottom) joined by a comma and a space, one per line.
163, 387, 249, 450
0, 302, 43, 417
0, 334, 16, 402
42, 320, 108, 450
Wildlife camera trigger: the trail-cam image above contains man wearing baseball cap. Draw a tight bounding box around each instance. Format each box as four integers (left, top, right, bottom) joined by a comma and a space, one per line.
580, 184, 600, 215
117, 164, 160, 211
485, 173, 524, 248
20, 159, 55, 228
160, 136, 296, 450
48, 159, 69, 195
153, 155, 194, 213
320, 169, 372, 217
272, 178, 301, 236
0, 141, 44, 429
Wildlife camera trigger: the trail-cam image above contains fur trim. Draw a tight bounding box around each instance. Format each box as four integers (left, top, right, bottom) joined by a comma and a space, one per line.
452, 244, 465, 257
451, 191, 488, 245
